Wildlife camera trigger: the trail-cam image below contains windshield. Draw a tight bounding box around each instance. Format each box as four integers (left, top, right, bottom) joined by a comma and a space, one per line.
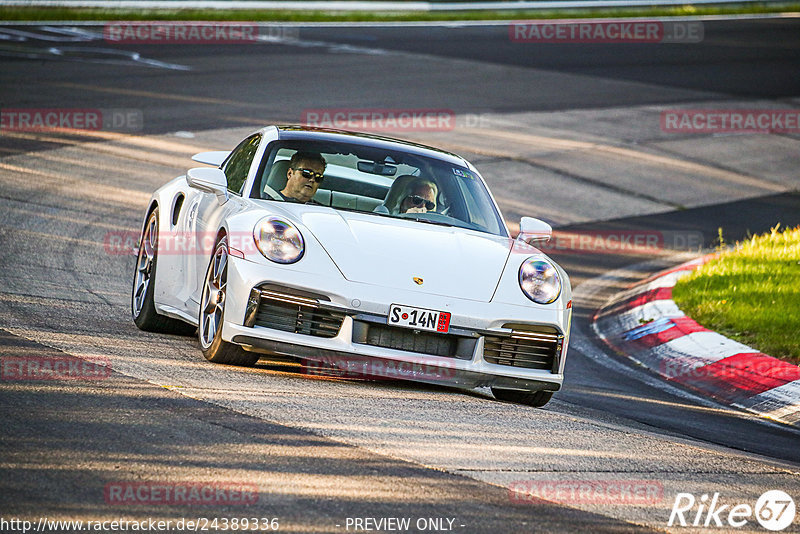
249, 140, 507, 237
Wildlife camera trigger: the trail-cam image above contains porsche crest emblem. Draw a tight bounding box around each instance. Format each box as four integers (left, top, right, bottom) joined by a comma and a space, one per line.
413, 277, 424, 285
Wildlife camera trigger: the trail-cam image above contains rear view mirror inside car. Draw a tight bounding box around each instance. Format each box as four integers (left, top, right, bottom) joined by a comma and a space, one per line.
357, 160, 397, 176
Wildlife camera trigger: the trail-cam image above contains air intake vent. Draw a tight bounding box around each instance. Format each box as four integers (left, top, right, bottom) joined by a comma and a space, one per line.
246, 285, 345, 338
483, 325, 562, 372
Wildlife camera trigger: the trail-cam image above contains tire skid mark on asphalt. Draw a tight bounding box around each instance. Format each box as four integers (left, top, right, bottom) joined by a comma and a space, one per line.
0, 191, 125, 220
474, 127, 786, 193
0, 290, 128, 306
1, 155, 173, 201
169, 383, 476, 403
564, 383, 737, 417
218, 114, 298, 126
1, 127, 210, 153
0, 162, 151, 207
1, 129, 132, 147
1, 130, 212, 170
2, 226, 105, 249
2, 276, 127, 298
513, 155, 685, 210
0, 328, 203, 380
454, 468, 783, 475
0, 43, 191, 71
10, 149, 186, 178
13, 141, 192, 170
0, 25, 100, 42
0, 253, 130, 280
53, 81, 275, 110
1, 201, 137, 231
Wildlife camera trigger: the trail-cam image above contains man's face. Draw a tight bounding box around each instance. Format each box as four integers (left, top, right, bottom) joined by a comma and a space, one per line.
400, 184, 437, 214
283, 159, 325, 202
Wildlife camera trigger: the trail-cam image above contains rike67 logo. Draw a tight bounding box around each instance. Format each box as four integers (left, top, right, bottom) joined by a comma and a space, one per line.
669, 490, 796, 531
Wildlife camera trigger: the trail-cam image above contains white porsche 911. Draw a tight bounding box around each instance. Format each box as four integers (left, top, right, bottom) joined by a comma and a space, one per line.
132, 126, 571, 407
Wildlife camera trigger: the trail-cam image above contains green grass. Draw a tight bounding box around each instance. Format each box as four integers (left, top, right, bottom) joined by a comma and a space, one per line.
672, 225, 800, 364
1, 2, 799, 22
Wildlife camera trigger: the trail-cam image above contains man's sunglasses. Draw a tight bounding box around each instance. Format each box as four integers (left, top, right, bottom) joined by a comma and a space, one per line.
293, 167, 324, 182
405, 195, 435, 211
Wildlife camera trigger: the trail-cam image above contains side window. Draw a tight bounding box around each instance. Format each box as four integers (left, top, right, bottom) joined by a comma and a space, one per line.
222, 135, 261, 194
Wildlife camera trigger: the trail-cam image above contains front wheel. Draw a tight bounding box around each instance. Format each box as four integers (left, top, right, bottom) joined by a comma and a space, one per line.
131, 208, 195, 335
199, 235, 259, 367
491, 388, 553, 408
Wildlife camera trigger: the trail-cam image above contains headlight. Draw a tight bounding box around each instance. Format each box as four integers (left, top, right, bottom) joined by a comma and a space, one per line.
519, 258, 561, 304
254, 216, 304, 264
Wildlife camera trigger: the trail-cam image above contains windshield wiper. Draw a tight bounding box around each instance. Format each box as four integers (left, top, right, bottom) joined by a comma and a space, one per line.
402, 216, 456, 227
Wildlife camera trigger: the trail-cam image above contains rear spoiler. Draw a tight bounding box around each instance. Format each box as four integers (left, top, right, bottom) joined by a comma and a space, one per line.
191, 151, 229, 167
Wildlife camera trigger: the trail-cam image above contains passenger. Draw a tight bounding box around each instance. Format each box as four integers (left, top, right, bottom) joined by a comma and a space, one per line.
397, 178, 438, 214
280, 151, 326, 203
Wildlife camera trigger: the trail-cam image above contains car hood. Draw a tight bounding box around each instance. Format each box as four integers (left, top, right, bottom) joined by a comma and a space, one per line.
288, 207, 513, 301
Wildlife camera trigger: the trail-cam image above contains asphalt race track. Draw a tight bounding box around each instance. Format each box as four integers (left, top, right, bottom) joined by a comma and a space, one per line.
1, 17, 799, 533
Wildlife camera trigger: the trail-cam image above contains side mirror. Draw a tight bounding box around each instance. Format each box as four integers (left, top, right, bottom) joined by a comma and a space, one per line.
517, 216, 552, 244
186, 167, 228, 204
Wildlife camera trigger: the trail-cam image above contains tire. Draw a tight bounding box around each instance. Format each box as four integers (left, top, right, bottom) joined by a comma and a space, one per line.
491, 387, 553, 408
198, 235, 259, 367
131, 208, 196, 335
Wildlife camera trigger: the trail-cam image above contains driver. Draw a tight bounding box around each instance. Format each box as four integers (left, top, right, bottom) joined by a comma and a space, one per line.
280, 151, 327, 203
398, 178, 438, 214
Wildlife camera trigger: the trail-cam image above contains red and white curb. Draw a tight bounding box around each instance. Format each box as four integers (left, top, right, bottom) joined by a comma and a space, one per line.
593, 255, 800, 428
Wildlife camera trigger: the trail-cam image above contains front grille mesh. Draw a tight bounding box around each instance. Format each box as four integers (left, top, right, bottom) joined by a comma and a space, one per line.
483, 326, 562, 371
252, 289, 345, 338
360, 324, 458, 358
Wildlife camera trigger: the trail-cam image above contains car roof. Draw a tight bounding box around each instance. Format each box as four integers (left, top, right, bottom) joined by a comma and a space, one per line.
267, 125, 468, 167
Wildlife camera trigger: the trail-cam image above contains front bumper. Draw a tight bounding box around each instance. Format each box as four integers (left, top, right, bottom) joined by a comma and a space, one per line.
222, 257, 570, 392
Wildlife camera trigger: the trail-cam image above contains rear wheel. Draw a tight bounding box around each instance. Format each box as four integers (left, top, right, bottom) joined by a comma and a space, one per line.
199, 235, 259, 367
131, 208, 195, 335
491, 388, 553, 408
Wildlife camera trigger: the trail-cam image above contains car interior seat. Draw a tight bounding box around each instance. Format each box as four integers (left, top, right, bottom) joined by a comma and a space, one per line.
263, 159, 291, 195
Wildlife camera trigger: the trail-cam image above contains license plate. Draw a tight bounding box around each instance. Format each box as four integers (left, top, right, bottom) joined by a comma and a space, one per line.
388, 304, 450, 333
